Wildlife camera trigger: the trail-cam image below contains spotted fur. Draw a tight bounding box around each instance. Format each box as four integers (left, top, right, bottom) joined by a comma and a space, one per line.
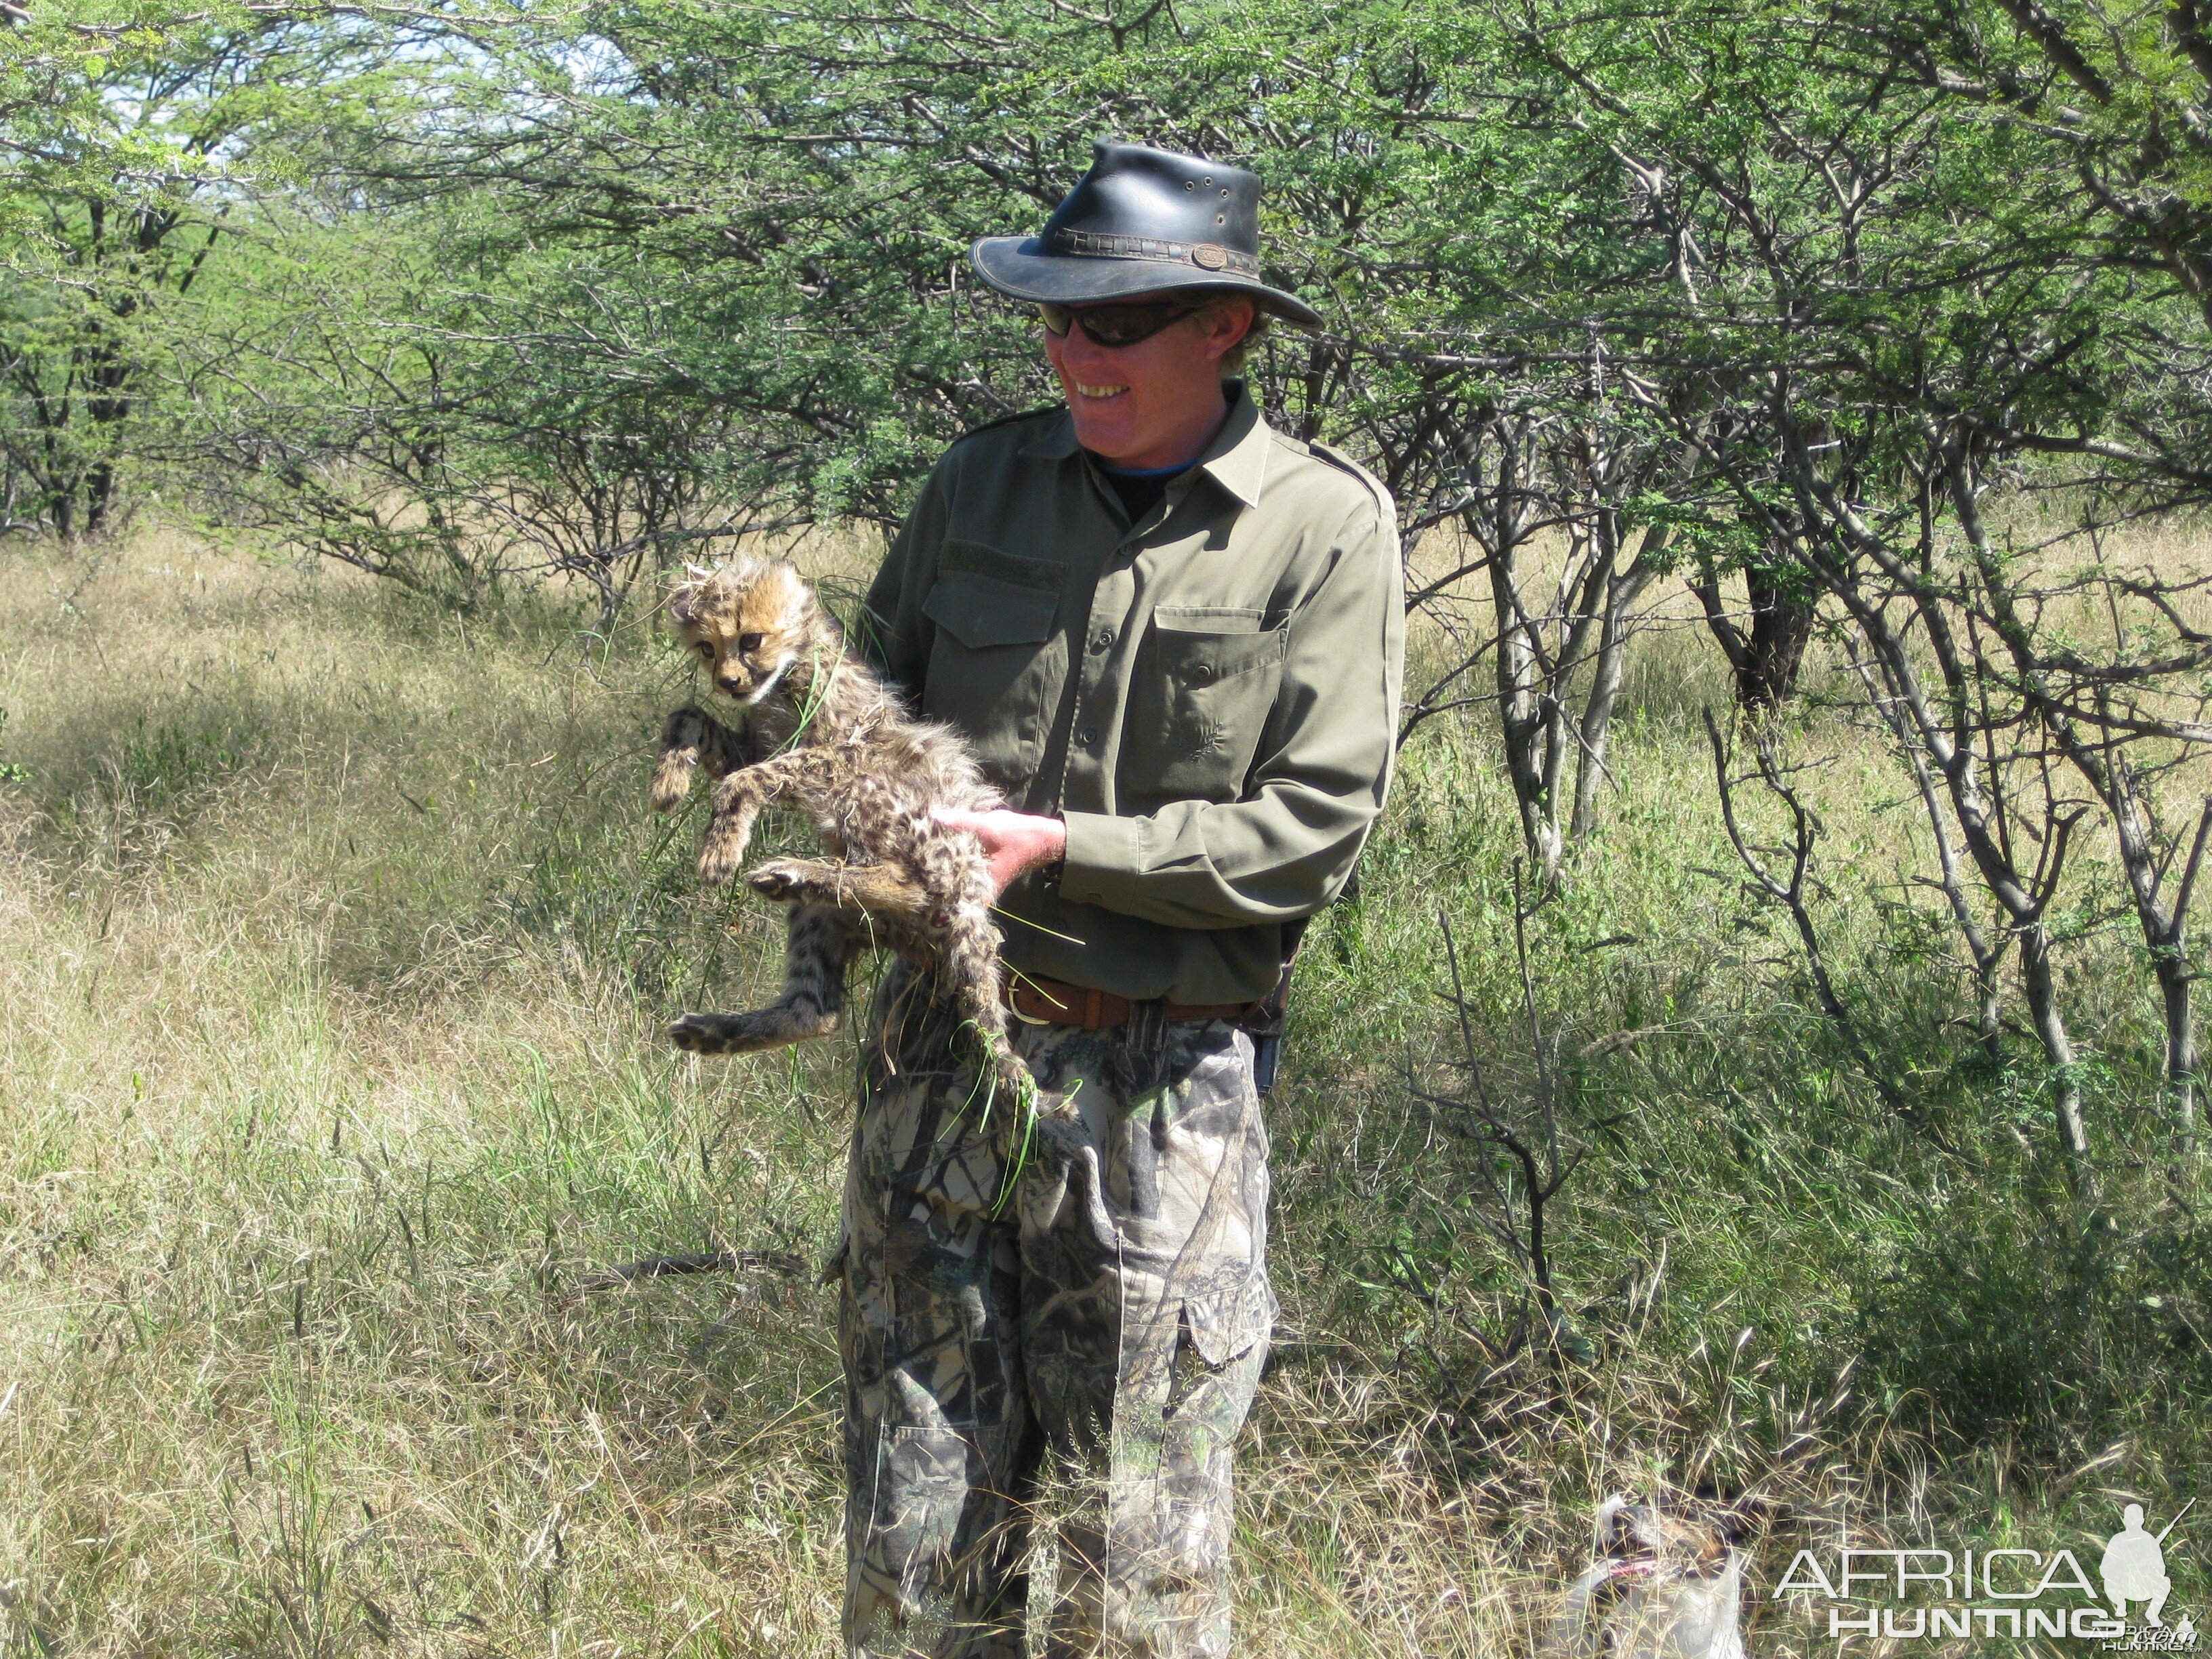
651, 556, 1041, 1118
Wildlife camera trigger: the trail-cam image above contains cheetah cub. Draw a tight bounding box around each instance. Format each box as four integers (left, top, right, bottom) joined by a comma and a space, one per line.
651, 556, 1042, 1122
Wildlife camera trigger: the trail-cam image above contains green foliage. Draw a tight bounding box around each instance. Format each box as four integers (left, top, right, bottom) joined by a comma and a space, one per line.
0, 0, 2205, 573
0, 4, 506, 538
115, 714, 261, 802
1856, 1202, 2212, 1448
16, 0, 2212, 640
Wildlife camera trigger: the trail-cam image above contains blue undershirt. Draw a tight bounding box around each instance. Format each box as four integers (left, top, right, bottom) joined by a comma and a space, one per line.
1094, 457, 1193, 522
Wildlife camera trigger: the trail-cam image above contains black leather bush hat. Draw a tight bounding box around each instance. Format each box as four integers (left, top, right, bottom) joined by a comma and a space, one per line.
970, 140, 1321, 327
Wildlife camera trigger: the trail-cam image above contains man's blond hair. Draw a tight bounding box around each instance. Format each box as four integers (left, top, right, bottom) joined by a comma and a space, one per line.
1190, 293, 1270, 379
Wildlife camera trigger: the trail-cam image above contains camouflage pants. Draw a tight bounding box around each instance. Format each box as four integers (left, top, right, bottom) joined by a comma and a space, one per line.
836, 964, 1276, 1658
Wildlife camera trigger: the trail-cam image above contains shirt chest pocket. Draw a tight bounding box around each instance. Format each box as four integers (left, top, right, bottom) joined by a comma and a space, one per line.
919, 543, 1063, 785
1127, 607, 1288, 804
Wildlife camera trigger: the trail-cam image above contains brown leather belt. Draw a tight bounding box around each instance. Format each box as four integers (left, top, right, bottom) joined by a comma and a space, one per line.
1007, 977, 1253, 1031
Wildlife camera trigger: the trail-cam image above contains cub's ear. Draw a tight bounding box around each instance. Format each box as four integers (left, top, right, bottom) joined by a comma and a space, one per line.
767, 558, 815, 612
668, 565, 715, 627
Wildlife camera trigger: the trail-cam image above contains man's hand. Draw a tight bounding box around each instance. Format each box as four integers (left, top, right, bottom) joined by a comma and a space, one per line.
933, 807, 1067, 899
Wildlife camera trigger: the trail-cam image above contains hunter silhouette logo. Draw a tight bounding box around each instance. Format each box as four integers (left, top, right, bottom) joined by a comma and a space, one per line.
1772, 1500, 2196, 1647
2099, 1503, 2196, 1653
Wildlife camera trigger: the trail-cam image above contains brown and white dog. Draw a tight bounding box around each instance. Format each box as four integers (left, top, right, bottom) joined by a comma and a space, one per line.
1546, 1496, 1749, 1659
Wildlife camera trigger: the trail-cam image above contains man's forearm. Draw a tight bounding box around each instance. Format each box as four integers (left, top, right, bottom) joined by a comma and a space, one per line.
1057, 781, 1378, 930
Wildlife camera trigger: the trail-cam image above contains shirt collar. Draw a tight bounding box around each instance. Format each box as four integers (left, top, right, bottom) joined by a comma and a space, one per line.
1019, 383, 1272, 508
1194, 384, 1270, 508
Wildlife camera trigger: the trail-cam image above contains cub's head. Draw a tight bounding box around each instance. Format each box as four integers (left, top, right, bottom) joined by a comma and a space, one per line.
668, 557, 823, 709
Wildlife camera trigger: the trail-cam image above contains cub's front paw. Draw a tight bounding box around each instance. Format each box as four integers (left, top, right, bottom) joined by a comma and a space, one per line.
695, 825, 750, 886
649, 749, 699, 813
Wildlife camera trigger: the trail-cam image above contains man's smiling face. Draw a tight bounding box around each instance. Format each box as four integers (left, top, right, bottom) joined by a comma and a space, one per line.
1042, 293, 1254, 470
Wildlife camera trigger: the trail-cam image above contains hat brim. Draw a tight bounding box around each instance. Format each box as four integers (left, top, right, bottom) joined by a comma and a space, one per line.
970, 237, 1322, 327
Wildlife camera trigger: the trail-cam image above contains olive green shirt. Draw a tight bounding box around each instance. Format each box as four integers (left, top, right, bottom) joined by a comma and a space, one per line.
861, 386, 1406, 1005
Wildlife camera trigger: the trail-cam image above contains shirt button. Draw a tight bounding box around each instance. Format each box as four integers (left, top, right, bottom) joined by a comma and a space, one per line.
1078, 726, 1099, 746
1189, 663, 1215, 685
1090, 629, 1113, 652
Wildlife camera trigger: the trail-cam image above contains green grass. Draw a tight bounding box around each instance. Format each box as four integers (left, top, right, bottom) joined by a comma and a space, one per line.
0, 528, 2204, 1656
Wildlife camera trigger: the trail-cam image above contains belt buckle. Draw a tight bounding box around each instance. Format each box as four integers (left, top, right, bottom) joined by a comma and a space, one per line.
1006, 976, 1055, 1026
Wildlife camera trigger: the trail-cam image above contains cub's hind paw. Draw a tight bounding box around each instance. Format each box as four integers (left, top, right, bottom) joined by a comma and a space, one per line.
747, 859, 816, 903
668, 1007, 836, 1054
670, 1012, 777, 1052
668, 1013, 732, 1052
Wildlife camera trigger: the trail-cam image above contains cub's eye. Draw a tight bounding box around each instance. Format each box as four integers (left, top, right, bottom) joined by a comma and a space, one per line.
738, 632, 765, 655
695, 642, 714, 660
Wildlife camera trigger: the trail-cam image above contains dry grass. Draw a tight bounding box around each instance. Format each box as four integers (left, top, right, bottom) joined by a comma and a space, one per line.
0, 534, 853, 1654
0, 527, 2203, 1657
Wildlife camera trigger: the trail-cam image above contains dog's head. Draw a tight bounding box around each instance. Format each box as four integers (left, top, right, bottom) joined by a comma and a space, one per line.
1549, 1496, 1762, 1659
1595, 1496, 1741, 1575
668, 558, 823, 711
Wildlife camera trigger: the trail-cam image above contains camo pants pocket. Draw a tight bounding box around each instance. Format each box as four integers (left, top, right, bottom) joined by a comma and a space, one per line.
862, 1421, 980, 1588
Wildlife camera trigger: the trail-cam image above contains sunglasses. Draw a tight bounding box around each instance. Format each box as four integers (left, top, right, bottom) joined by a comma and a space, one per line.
1038, 298, 1206, 348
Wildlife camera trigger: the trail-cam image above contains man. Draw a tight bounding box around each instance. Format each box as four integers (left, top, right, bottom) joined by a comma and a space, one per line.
840, 140, 1405, 1657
